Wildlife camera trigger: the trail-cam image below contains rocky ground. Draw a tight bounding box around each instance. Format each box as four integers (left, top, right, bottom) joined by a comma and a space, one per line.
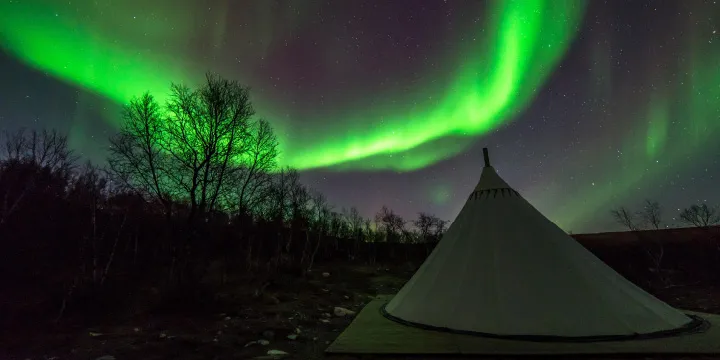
5, 262, 720, 360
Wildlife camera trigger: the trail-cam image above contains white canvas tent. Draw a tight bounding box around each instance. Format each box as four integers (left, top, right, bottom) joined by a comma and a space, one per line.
382, 148, 703, 340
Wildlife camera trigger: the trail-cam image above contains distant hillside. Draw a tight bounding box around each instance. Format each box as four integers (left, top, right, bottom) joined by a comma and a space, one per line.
573, 226, 720, 247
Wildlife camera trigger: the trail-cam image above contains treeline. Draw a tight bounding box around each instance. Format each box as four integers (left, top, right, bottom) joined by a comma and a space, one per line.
0, 74, 448, 330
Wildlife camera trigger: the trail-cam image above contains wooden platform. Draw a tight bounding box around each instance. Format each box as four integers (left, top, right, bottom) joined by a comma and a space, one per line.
326, 295, 720, 356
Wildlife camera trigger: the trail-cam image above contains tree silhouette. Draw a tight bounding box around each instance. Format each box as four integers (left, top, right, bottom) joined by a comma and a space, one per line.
413, 212, 438, 243
107, 73, 281, 286
375, 205, 405, 243
108, 93, 173, 218
610, 206, 639, 231
232, 118, 279, 217
679, 203, 720, 256
108, 73, 264, 226
612, 201, 669, 287
639, 200, 663, 230
345, 207, 364, 259
433, 218, 448, 239
304, 190, 330, 273
639, 200, 667, 285
0, 128, 75, 227
164, 73, 256, 222
679, 203, 720, 229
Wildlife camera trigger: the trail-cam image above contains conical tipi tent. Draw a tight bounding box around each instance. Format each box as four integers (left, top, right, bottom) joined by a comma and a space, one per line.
382, 148, 704, 341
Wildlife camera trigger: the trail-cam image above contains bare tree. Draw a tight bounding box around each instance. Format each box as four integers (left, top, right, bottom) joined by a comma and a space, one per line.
679, 203, 720, 254
260, 167, 298, 270
610, 206, 639, 231
374, 205, 406, 262
414, 212, 438, 243
363, 218, 378, 265
414, 212, 444, 256
346, 207, 364, 238
286, 176, 310, 258
345, 207, 364, 260
679, 203, 720, 229
289, 181, 310, 228
433, 218, 449, 239
638, 200, 667, 285
107, 73, 260, 285
639, 200, 663, 230
0, 129, 76, 227
232, 118, 279, 216
329, 211, 344, 239
108, 93, 174, 218
163, 73, 255, 223
302, 191, 330, 274
57, 163, 129, 321
3, 128, 76, 171
611, 202, 669, 287
266, 167, 297, 224
375, 206, 406, 243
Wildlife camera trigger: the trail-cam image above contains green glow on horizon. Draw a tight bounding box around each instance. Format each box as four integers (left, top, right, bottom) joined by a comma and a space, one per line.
0, 0, 586, 172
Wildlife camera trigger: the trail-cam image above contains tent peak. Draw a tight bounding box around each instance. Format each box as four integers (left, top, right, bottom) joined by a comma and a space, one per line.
483, 147, 491, 167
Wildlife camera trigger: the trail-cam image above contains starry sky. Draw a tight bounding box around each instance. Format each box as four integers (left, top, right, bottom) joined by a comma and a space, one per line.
1, 0, 718, 234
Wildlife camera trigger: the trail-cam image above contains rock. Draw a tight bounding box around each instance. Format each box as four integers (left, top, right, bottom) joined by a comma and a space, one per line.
96, 356, 116, 360
320, 319, 330, 323
333, 307, 356, 317
133, 327, 140, 333
159, 332, 167, 339
322, 272, 330, 278
267, 349, 289, 357
323, 312, 332, 318
252, 349, 290, 360
287, 334, 298, 340
261, 330, 275, 339
258, 339, 270, 346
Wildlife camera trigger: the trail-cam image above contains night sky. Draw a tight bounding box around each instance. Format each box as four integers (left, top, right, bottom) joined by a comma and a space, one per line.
1, 0, 718, 234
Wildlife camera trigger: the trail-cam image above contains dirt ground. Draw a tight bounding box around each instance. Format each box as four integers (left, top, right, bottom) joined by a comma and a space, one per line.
5, 263, 720, 360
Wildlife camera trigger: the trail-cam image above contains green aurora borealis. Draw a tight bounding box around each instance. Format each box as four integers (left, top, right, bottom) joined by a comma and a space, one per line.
1, 0, 718, 232
0, 0, 585, 171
